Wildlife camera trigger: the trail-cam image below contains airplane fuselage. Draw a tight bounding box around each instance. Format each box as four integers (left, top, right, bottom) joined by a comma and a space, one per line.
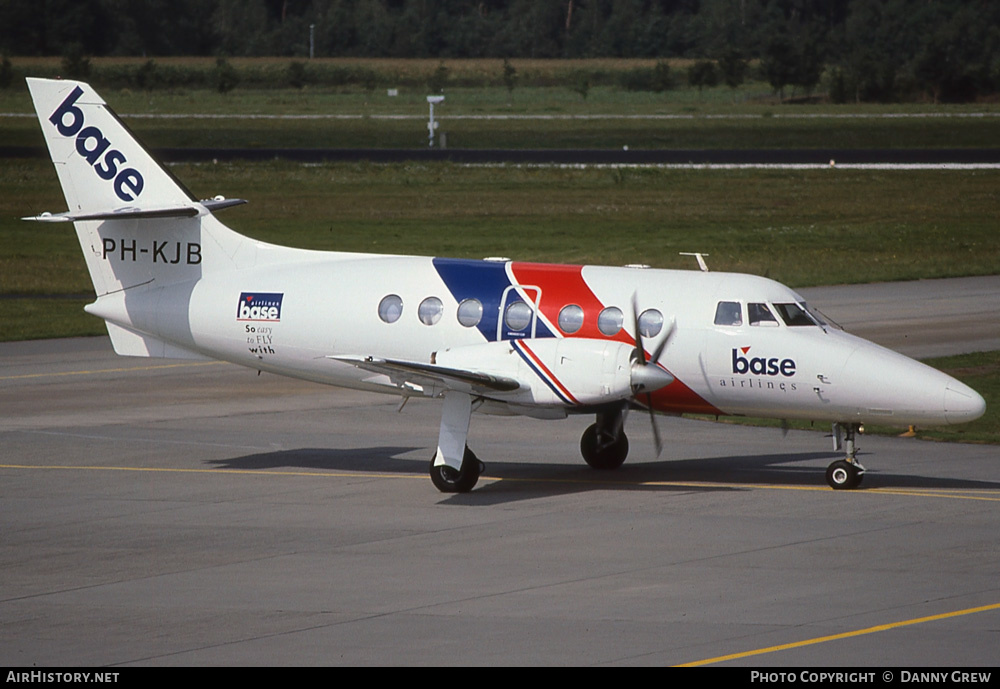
85, 249, 985, 429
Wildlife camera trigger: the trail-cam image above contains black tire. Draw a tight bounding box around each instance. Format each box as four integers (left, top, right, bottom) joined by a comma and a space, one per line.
429, 446, 481, 493
580, 423, 629, 470
826, 459, 862, 490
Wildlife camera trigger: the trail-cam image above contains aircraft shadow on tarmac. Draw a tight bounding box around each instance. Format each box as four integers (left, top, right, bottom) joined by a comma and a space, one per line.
205, 446, 1000, 503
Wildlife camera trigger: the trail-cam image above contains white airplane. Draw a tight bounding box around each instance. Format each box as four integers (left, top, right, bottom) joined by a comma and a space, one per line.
24, 78, 986, 493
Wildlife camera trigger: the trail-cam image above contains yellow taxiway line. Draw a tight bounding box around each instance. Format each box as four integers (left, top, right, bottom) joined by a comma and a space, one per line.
676, 602, 1000, 666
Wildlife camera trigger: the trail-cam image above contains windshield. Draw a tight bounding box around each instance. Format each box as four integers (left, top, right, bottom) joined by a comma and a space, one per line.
773, 302, 821, 327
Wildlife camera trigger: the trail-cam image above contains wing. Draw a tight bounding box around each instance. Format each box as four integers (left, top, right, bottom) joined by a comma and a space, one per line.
329, 355, 524, 396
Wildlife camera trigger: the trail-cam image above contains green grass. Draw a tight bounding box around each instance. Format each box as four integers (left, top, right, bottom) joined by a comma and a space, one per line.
4, 92, 999, 150
4, 160, 999, 299
4, 63, 1000, 151
0, 298, 104, 340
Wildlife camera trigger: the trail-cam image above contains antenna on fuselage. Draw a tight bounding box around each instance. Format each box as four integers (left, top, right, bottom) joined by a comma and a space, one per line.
679, 252, 710, 272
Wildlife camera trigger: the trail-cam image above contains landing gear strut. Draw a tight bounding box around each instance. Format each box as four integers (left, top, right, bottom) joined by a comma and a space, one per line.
429, 391, 482, 493
580, 407, 629, 470
826, 423, 865, 490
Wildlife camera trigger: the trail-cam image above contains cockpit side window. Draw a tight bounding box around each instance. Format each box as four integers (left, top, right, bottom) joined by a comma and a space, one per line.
748, 302, 779, 327
714, 301, 742, 326
774, 302, 820, 327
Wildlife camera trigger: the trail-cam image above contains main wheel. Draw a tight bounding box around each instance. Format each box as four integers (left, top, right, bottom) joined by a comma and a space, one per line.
430, 446, 481, 493
825, 459, 863, 490
580, 423, 629, 470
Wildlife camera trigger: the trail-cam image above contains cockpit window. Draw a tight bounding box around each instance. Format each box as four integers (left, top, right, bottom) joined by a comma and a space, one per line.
774, 302, 821, 327
748, 302, 779, 327
714, 301, 742, 326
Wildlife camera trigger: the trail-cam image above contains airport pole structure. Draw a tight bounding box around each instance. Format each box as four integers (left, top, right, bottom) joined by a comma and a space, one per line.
309, 24, 315, 59
427, 95, 444, 147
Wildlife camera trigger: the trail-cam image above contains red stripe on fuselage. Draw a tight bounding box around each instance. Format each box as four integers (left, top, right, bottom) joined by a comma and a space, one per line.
509, 262, 722, 416
510, 263, 624, 344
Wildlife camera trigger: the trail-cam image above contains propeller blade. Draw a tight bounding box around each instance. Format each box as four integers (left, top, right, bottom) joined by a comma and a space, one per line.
646, 393, 663, 456
630, 295, 671, 457
647, 318, 676, 365
630, 292, 644, 360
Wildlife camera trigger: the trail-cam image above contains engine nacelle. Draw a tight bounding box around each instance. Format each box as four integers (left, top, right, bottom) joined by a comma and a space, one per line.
436, 338, 643, 407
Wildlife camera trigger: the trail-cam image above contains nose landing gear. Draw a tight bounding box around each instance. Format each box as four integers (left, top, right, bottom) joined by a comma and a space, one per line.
826, 423, 865, 489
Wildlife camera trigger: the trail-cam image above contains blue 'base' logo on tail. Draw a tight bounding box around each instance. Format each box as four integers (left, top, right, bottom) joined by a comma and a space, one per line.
49, 86, 145, 202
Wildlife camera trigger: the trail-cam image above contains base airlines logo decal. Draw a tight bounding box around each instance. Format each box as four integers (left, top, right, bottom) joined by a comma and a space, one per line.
237, 293, 283, 322
732, 347, 796, 377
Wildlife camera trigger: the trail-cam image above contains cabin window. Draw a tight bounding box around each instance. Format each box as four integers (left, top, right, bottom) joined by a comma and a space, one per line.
378, 294, 403, 324
418, 296, 443, 325
638, 309, 663, 338
456, 298, 483, 327
748, 303, 779, 327
598, 306, 623, 336
505, 301, 532, 331
714, 301, 742, 326
558, 304, 584, 334
774, 302, 821, 327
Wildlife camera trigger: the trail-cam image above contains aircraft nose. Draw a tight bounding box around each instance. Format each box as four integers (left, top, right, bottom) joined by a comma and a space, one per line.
944, 381, 987, 424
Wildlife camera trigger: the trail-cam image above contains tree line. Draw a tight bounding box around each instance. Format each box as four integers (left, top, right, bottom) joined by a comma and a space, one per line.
2, 0, 998, 102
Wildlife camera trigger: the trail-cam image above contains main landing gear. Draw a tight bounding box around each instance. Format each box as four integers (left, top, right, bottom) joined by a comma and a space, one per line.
430, 446, 484, 493
826, 422, 865, 490
580, 408, 629, 470
430, 391, 489, 493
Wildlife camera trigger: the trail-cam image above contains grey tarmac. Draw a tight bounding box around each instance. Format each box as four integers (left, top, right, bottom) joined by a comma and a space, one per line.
1, 277, 997, 666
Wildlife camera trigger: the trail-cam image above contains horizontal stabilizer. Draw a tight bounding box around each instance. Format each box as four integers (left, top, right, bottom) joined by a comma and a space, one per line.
331, 355, 523, 394
23, 198, 247, 223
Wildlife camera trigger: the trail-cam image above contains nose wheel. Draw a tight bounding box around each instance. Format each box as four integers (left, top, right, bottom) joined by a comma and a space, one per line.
826, 459, 864, 489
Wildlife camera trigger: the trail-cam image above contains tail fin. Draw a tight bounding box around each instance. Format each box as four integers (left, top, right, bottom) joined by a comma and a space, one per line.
27, 78, 195, 213
25, 78, 251, 294
25, 78, 251, 358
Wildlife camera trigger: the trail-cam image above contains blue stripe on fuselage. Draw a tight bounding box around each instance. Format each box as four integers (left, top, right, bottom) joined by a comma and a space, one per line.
432, 257, 554, 342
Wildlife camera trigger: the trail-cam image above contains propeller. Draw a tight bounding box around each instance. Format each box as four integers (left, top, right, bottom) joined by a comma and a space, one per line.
629, 294, 676, 456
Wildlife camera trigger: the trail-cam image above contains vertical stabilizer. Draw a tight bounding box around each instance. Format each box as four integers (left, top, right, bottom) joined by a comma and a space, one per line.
26, 78, 195, 213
